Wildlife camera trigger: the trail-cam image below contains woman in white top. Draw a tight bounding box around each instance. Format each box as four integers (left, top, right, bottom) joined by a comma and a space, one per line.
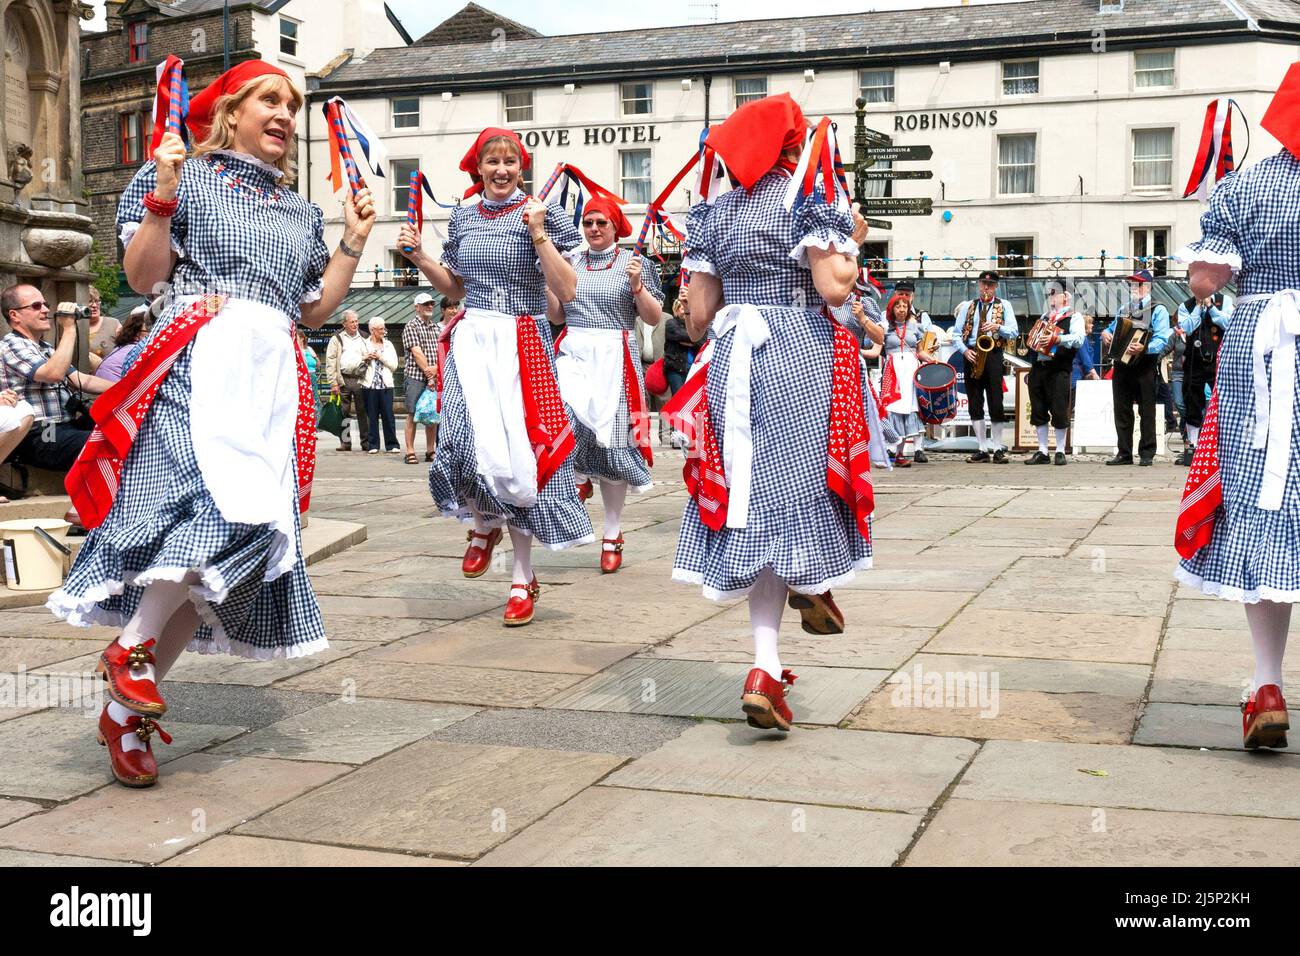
360, 316, 399, 453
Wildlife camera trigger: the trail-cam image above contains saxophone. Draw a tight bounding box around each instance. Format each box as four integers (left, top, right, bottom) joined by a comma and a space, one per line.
962, 299, 1002, 380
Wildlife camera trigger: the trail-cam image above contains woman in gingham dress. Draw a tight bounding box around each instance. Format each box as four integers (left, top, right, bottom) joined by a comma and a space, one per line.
47, 61, 376, 787
1175, 66, 1300, 751
399, 127, 591, 627
546, 195, 664, 574
880, 293, 937, 468
671, 94, 873, 731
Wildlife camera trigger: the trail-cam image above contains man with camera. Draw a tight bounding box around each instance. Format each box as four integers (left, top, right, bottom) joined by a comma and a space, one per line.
0, 284, 113, 471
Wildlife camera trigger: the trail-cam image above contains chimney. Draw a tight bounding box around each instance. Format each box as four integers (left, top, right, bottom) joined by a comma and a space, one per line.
104, 0, 126, 30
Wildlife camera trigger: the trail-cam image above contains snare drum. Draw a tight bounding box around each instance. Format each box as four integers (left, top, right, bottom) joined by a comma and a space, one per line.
915, 362, 958, 424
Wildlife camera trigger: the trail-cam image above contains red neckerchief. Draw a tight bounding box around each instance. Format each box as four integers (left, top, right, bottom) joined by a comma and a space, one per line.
622, 330, 652, 466
515, 315, 574, 491
661, 346, 727, 530
1175, 387, 1222, 559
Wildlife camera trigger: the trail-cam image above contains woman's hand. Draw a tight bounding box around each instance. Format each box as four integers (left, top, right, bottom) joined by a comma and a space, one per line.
398, 222, 422, 262
627, 257, 644, 294
0, 389, 18, 408
153, 132, 186, 200
523, 198, 548, 241
343, 187, 376, 243
849, 202, 869, 246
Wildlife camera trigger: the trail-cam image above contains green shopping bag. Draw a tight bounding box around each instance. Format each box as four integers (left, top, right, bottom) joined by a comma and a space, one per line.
317, 393, 344, 437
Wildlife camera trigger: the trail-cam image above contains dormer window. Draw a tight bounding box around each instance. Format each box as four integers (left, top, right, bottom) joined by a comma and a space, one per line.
127, 21, 148, 64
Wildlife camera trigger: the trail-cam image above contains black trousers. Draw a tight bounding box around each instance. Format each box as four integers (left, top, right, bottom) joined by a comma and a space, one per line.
1028, 362, 1071, 429
965, 349, 1006, 424
15, 419, 91, 471
1184, 368, 1213, 429
1112, 356, 1158, 460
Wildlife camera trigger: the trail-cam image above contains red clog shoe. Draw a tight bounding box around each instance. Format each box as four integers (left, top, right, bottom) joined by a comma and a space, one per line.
741, 668, 798, 732
600, 535, 624, 574
787, 590, 846, 635
96, 706, 172, 788
503, 577, 540, 627
462, 527, 502, 579
97, 638, 165, 716
577, 479, 594, 502
1243, 684, 1290, 751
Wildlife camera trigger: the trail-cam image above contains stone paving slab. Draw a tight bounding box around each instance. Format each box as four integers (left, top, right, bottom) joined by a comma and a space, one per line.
426, 594, 728, 643
904, 798, 1300, 866
605, 722, 976, 813
163, 641, 367, 686
236, 740, 622, 860
318, 615, 432, 642
1134, 702, 1276, 751
1168, 599, 1253, 630
314, 594, 477, 621
544, 658, 888, 725
428, 708, 696, 757
213, 698, 479, 764
155, 683, 336, 730
956, 739, 1300, 818
0, 638, 108, 670
0, 848, 139, 866
967, 584, 1169, 618
278, 656, 588, 707
1148, 648, 1300, 706
0, 797, 43, 827
828, 589, 974, 629
928, 608, 1160, 664
360, 630, 645, 675
0, 754, 347, 863
478, 786, 918, 866
0, 708, 246, 801
161, 834, 462, 867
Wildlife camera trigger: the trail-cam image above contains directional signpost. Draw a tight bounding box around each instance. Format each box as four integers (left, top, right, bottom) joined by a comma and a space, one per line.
865, 144, 934, 162
864, 217, 893, 231
862, 197, 933, 217
851, 97, 937, 251
859, 169, 934, 181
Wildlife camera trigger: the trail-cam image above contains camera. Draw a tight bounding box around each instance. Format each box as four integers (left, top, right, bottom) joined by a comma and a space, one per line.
54, 302, 90, 320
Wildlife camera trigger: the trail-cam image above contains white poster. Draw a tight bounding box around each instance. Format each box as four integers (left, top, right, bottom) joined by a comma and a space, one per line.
1072, 380, 1166, 454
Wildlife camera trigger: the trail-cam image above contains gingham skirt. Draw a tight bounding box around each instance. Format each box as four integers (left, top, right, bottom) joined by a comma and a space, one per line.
673, 306, 874, 601
888, 411, 924, 441
428, 317, 595, 548
570, 347, 653, 491
47, 341, 326, 659
1178, 297, 1300, 603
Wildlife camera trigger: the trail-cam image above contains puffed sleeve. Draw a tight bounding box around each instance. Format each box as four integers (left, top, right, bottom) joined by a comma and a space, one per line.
545, 200, 582, 255
1174, 171, 1243, 277
681, 201, 715, 276
790, 201, 857, 269
300, 203, 328, 305
117, 159, 188, 257
440, 206, 465, 277
637, 254, 665, 305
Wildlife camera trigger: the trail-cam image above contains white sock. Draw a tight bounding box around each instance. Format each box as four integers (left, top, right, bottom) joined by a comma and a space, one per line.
106, 700, 146, 753
117, 579, 193, 687
1055, 428, 1068, 454
467, 503, 491, 538
599, 479, 627, 543
1247, 600, 1292, 691
1036, 425, 1048, 455
508, 525, 533, 584
749, 568, 787, 682
1187, 424, 1200, 446
973, 420, 987, 450
998, 423, 1010, 451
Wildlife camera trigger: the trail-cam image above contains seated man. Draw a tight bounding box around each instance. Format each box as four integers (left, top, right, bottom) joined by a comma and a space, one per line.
0, 285, 112, 472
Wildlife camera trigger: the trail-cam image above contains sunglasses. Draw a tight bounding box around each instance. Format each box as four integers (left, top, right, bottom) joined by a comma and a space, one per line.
15, 301, 46, 312
581, 219, 611, 228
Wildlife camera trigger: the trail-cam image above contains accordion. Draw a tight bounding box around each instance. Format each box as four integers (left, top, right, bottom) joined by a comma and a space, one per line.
1027, 315, 1063, 356
1108, 313, 1152, 366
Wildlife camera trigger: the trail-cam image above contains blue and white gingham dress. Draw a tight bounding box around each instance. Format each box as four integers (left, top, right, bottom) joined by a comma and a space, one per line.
48, 150, 329, 658
561, 246, 663, 489
429, 191, 594, 548
883, 318, 925, 440
1178, 152, 1300, 603
673, 172, 873, 600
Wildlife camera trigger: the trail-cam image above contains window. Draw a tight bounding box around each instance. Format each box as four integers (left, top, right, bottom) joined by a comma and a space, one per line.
621, 149, 652, 204
392, 98, 420, 130
862, 159, 892, 199
390, 250, 418, 286
119, 111, 147, 164
127, 22, 148, 64
1002, 60, 1039, 96
997, 133, 1036, 194
862, 241, 889, 277
504, 90, 533, 123
997, 238, 1034, 278
1134, 50, 1175, 89
858, 69, 895, 104
1132, 128, 1174, 189
1131, 227, 1170, 276
392, 158, 418, 214
621, 82, 653, 116
279, 17, 299, 57
734, 77, 767, 107
519, 163, 533, 196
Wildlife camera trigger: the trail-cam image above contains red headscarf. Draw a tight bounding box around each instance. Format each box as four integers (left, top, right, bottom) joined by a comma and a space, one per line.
582, 194, 631, 239
1264, 62, 1300, 160
186, 60, 292, 143
705, 92, 806, 191
460, 127, 531, 198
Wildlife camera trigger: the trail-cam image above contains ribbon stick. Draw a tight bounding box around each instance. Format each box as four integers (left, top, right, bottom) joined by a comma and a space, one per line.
324, 100, 365, 197
536, 163, 567, 202
1183, 97, 1237, 201
150, 55, 189, 153
403, 169, 420, 253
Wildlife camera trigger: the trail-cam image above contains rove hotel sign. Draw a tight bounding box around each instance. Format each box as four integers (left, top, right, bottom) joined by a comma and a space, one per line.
893, 109, 999, 132
512, 125, 664, 148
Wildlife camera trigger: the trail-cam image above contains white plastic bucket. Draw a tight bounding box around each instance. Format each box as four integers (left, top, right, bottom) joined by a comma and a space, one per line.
0, 519, 71, 591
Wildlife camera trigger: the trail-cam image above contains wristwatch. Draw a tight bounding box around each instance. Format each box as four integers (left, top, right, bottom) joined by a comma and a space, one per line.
532, 234, 550, 247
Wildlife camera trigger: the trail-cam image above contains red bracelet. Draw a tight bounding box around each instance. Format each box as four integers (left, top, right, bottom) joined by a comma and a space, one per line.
142, 191, 179, 218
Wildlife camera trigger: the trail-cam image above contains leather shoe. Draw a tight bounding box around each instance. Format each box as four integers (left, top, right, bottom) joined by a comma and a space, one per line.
577, 479, 594, 502
97, 639, 165, 717
1243, 684, 1290, 750
1025, 451, 1050, 465
741, 667, 797, 731
1054, 452, 1067, 466
1105, 455, 1134, 466
912, 450, 928, 464
503, 577, 540, 627
787, 590, 845, 635
600, 535, 624, 574
991, 449, 1009, 464
1138, 458, 1154, 466
97, 705, 172, 788
967, 451, 990, 463
893, 454, 912, 468
462, 527, 502, 578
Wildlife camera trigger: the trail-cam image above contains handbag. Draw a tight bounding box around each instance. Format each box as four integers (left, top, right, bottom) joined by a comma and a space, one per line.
412, 386, 440, 425
317, 393, 344, 436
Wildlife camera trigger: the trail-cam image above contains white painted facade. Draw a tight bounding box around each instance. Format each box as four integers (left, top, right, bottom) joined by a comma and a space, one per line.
308, 35, 1298, 279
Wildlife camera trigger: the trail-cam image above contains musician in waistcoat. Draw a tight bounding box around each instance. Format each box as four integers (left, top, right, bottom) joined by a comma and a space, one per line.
1101, 269, 1172, 466
1175, 290, 1231, 466
952, 270, 1018, 463
1024, 282, 1085, 465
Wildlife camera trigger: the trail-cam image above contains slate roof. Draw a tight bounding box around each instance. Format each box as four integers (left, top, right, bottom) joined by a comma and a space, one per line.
319, 0, 1300, 91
